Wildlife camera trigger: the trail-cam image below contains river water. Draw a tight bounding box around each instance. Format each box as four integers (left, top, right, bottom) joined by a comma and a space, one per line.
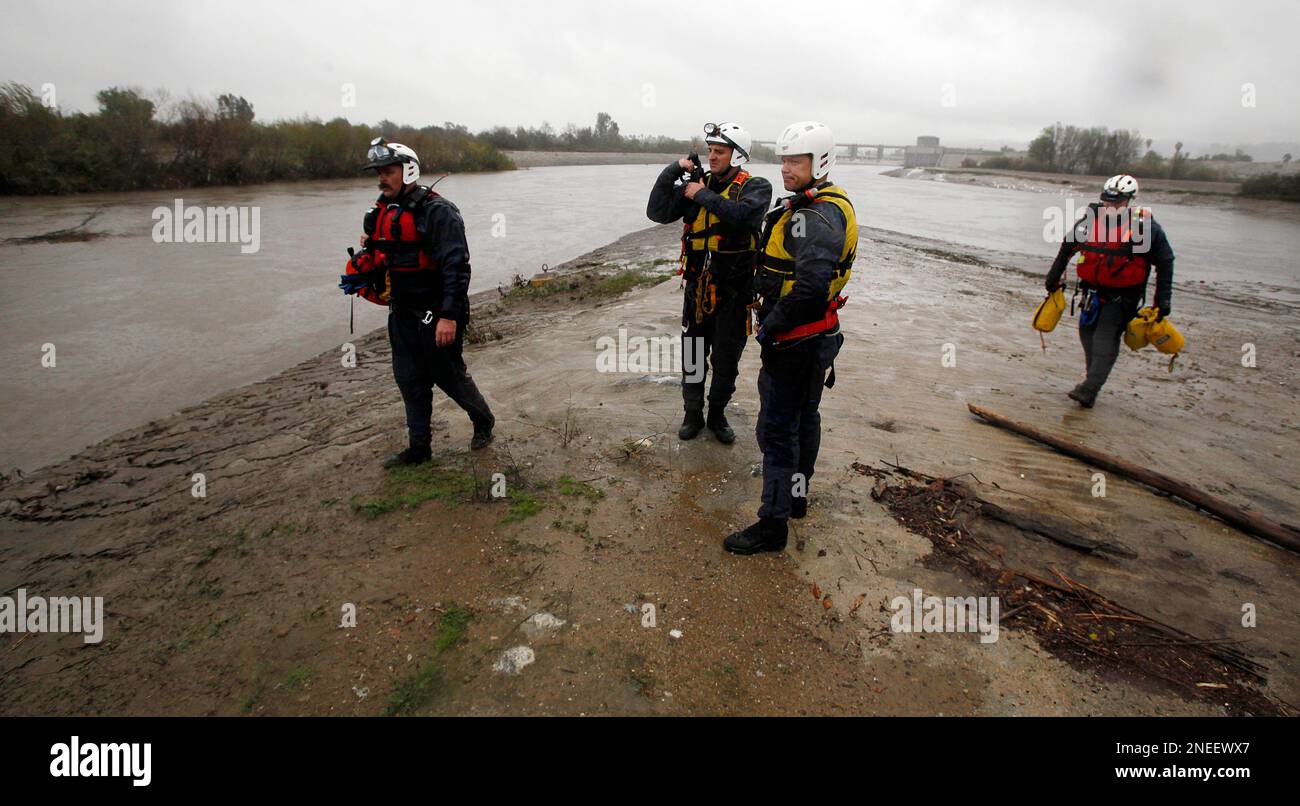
3, 162, 1298, 471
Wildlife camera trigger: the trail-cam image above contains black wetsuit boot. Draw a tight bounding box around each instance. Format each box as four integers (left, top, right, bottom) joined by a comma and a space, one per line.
724, 517, 789, 555
389, 306, 494, 452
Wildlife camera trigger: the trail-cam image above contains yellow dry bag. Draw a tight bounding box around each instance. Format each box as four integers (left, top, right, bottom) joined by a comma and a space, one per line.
1147, 315, 1185, 355
1123, 316, 1149, 351
1032, 288, 1066, 333
1127, 307, 1185, 371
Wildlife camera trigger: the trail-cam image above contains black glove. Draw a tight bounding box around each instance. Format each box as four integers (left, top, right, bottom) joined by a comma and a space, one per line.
1156, 303, 1170, 322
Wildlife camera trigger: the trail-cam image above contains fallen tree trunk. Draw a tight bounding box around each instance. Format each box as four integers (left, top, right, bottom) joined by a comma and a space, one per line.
875, 460, 1137, 558
967, 403, 1300, 555
976, 499, 1139, 559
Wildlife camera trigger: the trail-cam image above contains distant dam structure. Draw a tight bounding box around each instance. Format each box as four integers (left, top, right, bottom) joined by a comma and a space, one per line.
752, 135, 1022, 167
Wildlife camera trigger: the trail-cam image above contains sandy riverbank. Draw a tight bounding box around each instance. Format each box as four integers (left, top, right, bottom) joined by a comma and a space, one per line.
885, 166, 1300, 216
1, 224, 1296, 715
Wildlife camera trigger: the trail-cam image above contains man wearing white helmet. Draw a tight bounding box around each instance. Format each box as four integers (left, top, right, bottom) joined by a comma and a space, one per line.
725, 121, 857, 555
647, 122, 772, 444
343, 137, 495, 464
1045, 173, 1175, 408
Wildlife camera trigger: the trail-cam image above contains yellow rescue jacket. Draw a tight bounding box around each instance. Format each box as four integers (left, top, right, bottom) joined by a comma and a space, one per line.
755, 183, 858, 342
755, 183, 857, 302
685, 170, 758, 254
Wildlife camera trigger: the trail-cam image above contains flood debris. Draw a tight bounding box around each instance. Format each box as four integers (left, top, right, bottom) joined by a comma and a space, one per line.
5, 209, 107, 244
852, 460, 1294, 716
968, 403, 1300, 554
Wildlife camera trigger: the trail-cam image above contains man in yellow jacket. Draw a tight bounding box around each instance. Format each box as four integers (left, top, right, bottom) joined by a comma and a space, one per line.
726, 122, 856, 554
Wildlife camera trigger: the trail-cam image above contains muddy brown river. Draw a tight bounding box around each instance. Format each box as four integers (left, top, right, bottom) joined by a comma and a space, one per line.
2, 163, 1299, 472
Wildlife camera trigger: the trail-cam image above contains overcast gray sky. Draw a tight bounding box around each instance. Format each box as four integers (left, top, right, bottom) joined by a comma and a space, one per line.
3, 0, 1296, 155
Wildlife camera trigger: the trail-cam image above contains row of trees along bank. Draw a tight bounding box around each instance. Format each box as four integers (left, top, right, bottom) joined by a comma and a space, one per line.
0, 83, 513, 195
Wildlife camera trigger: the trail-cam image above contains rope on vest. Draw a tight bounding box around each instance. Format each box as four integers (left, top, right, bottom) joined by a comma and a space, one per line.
678, 220, 690, 281
693, 255, 717, 324
745, 299, 760, 336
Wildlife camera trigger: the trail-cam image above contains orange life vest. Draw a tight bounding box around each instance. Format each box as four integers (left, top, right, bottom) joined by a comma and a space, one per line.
1075, 204, 1150, 289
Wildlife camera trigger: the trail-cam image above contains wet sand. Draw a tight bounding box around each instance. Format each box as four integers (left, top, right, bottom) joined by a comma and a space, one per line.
1, 224, 1296, 715
886, 166, 1300, 216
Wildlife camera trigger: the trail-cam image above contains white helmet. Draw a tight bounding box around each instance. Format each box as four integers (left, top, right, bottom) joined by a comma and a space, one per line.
776, 121, 835, 180
363, 138, 421, 185
704, 122, 752, 167
1101, 174, 1138, 202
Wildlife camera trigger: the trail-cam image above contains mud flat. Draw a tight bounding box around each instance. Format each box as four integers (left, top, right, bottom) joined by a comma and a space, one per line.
884, 166, 1300, 215
1, 223, 1296, 715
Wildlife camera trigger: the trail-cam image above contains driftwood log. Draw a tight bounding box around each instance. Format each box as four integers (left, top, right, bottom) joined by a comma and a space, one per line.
875, 460, 1137, 558
976, 499, 1138, 558
968, 404, 1300, 554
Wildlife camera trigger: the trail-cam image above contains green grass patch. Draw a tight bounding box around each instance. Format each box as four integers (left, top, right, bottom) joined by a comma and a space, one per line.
384, 659, 446, 716
384, 605, 473, 716
501, 265, 671, 306
557, 475, 604, 502
352, 461, 480, 518
283, 666, 311, 690
589, 266, 672, 297
501, 490, 545, 524
435, 605, 472, 652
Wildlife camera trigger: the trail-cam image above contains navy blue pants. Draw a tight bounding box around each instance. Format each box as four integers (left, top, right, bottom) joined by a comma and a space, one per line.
755, 332, 842, 520
388, 306, 493, 447
681, 257, 753, 414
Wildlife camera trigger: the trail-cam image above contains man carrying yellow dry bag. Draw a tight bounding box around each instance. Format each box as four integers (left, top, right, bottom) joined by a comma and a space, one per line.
1044, 175, 1176, 408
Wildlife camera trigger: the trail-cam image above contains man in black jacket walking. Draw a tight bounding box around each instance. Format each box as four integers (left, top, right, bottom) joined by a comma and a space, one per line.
1045, 174, 1175, 408
344, 138, 494, 465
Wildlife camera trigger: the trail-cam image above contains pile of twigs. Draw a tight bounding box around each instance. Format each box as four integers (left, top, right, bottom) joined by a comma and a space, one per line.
852, 461, 1291, 716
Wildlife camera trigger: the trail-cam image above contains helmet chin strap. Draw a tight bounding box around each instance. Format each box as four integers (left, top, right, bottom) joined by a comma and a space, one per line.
796, 176, 824, 194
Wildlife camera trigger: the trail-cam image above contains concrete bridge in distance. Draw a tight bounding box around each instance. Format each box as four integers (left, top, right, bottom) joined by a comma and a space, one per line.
752, 140, 908, 161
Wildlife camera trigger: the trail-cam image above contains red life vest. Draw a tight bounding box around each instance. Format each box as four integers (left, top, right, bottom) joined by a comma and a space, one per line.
350, 186, 443, 307
1075, 205, 1150, 289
